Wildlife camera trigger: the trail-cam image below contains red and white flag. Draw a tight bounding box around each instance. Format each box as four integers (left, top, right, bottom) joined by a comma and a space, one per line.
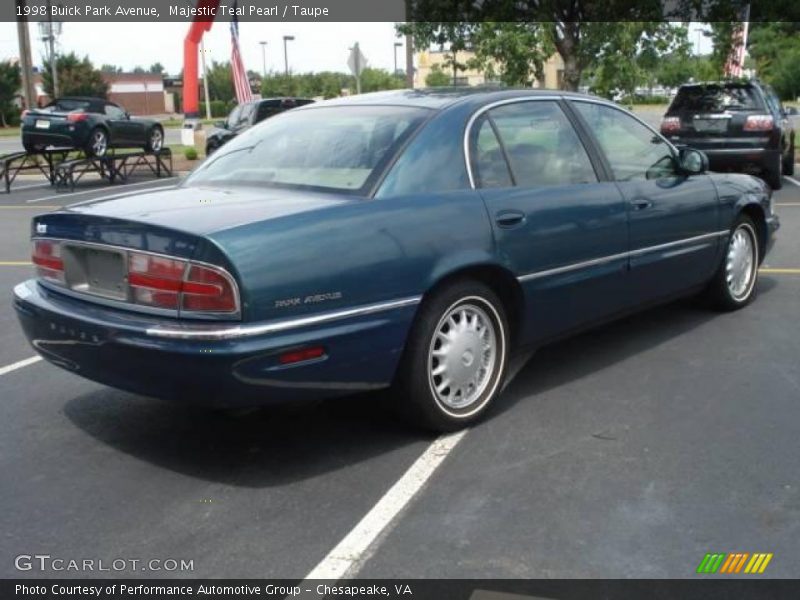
230, 2, 253, 104
724, 5, 751, 78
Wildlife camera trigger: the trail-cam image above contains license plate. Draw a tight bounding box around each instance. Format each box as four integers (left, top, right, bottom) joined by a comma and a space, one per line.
693, 117, 728, 133
35, 119, 50, 129
62, 245, 127, 301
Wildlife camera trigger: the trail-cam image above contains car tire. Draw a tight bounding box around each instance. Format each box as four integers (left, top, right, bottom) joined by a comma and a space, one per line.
394, 280, 509, 432
784, 145, 795, 176
763, 153, 783, 190
145, 126, 164, 153
85, 127, 109, 158
706, 215, 760, 311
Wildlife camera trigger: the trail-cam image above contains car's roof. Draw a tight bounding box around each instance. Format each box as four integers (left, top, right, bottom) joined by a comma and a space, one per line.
56, 96, 106, 102
299, 88, 602, 111
678, 81, 758, 89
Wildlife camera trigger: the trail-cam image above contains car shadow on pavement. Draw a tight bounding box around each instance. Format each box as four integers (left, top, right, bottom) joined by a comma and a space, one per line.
63, 280, 777, 488
491, 277, 778, 419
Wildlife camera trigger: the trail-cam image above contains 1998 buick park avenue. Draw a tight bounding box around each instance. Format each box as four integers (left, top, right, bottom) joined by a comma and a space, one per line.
13, 89, 779, 431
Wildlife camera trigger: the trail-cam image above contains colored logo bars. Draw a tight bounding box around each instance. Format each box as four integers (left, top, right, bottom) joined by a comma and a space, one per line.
696, 552, 773, 574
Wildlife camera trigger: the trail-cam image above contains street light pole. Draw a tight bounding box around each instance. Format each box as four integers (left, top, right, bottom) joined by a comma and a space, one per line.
393, 42, 402, 76
283, 35, 294, 77
44, 0, 58, 98
259, 41, 267, 78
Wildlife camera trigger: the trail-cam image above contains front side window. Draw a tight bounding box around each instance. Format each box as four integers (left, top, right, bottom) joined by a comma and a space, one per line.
186, 106, 429, 194
574, 102, 677, 181
484, 101, 598, 187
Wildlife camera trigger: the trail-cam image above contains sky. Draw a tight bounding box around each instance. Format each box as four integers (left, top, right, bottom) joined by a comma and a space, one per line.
0, 22, 715, 77
0, 21, 404, 75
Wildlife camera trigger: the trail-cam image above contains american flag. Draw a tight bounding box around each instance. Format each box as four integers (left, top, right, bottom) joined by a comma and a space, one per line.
724, 5, 751, 78
230, 1, 253, 103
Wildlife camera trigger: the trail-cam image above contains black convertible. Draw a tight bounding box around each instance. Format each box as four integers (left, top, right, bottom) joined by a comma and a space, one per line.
21, 97, 164, 158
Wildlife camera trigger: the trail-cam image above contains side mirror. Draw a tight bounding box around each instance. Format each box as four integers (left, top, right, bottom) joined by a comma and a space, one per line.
679, 147, 708, 175
784, 106, 798, 116
124, 112, 131, 119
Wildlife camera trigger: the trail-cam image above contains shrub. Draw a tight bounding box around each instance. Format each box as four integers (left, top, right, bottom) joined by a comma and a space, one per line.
183, 147, 198, 161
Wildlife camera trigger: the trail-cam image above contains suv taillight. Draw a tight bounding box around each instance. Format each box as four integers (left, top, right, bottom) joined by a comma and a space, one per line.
743, 114, 774, 131
660, 116, 681, 134
32, 239, 65, 284
127, 251, 238, 314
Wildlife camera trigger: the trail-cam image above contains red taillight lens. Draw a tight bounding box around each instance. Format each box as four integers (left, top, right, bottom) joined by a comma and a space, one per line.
660, 116, 681, 134
32, 239, 64, 283
127, 252, 238, 314
744, 114, 774, 131
181, 264, 237, 312
67, 111, 88, 123
128, 253, 185, 310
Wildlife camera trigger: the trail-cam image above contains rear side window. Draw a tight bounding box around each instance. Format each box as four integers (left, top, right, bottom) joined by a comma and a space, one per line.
670, 85, 763, 113
470, 115, 513, 188
485, 101, 597, 187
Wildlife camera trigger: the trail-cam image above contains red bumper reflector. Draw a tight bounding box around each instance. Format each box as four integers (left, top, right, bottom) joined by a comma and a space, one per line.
279, 346, 326, 365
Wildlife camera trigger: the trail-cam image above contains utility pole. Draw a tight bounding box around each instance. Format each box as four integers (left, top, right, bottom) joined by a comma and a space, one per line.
16, 0, 36, 109
259, 41, 267, 78
45, 0, 58, 98
283, 35, 294, 76
393, 41, 402, 76
405, 33, 414, 88
354, 42, 361, 94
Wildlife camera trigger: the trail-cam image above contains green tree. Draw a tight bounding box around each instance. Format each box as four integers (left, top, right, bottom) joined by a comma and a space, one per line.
748, 22, 800, 100
148, 62, 165, 75
100, 64, 122, 73
425, 65, 451, 86
359, 68, 405, 93
466, 22, 554, 86
43, 53, 108, 99
0, 60, 21, 126
205, 61, 235, 102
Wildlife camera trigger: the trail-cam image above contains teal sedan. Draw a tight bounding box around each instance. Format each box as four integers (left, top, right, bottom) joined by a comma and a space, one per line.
13, 89, 778, 431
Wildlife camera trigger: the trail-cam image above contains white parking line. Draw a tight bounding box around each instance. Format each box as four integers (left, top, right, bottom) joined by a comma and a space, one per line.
0, 356, 42, 377
303, 430, 467, 580
26, 177, 178, 203
785, 176, 800, 188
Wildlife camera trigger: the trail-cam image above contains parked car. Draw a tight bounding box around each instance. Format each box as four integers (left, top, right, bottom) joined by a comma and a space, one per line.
14, 89, 779, 431
205, 97, 314, 156
660, 80, 796, 189
21, 97, 164, 158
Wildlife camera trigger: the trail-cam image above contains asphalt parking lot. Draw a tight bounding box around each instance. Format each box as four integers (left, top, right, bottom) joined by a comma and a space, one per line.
0, 171, 799, 581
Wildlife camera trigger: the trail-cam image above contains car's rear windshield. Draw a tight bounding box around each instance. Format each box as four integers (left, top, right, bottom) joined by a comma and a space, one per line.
669, 84, 764, 113
45, 99, 92, 112
186, 105, 429, 194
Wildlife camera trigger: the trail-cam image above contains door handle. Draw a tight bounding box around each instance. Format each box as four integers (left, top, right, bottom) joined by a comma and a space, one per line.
495, 210, 526, 228
631, 199, 653, 211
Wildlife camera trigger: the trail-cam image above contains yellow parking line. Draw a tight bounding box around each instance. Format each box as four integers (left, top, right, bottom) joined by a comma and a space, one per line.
760, 268, 800, 274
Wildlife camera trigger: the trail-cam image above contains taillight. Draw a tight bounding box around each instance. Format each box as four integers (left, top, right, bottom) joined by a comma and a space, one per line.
744, 114, 774, 131
127, 251, 238, 314
660, 116, 681, 134
32, 239, 64, 284
67, 112, 89, 123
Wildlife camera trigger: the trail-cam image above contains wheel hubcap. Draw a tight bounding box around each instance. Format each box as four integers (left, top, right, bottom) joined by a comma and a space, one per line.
726, 226, 756, 300
151, 130, 163, 151
93, 132, 107, 155
428, 302, 497, 410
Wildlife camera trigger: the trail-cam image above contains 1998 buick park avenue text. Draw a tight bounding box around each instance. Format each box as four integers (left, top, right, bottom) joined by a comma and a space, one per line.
13, 89, 779, 431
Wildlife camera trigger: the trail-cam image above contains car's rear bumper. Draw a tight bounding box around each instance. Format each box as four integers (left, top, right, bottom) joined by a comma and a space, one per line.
21, 130, 88, 149
668, 137, 779, 170
13, 280, 418, 406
